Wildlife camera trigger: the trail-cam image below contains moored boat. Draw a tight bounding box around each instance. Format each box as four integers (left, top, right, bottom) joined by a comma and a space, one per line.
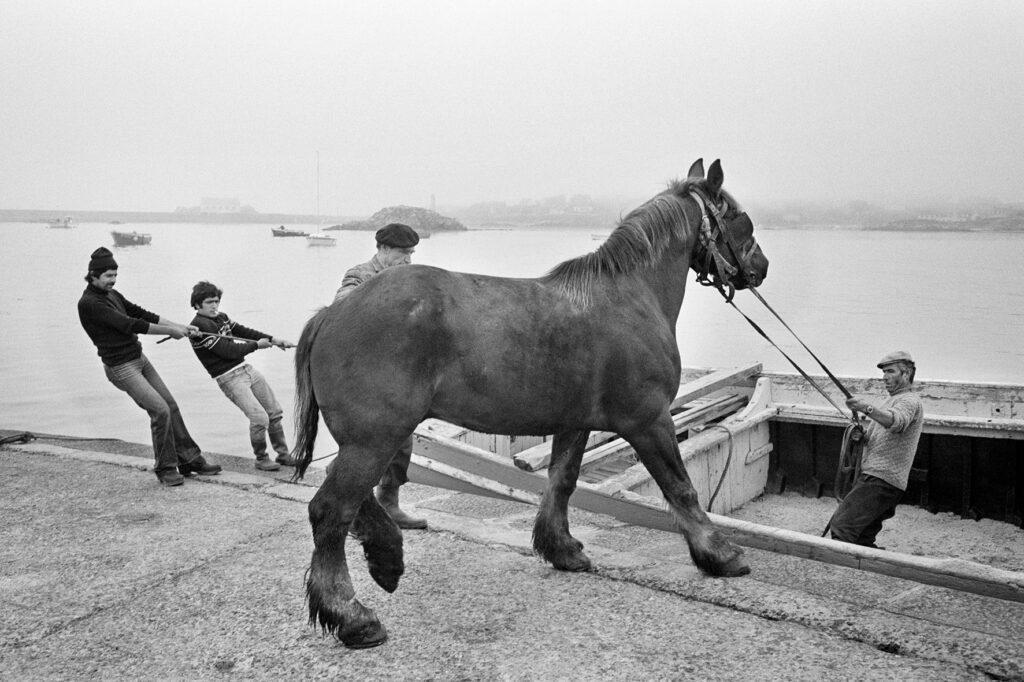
47, 216, 76, 229
306, 232, 337, 246
272, 225, 309, 237
111, 230, 152, 247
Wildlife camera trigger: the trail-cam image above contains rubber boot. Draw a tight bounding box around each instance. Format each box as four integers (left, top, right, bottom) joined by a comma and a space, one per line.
376, 485, 427, 529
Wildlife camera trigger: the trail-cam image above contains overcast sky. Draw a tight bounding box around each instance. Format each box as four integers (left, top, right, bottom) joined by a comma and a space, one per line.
2, 1, 1021, 215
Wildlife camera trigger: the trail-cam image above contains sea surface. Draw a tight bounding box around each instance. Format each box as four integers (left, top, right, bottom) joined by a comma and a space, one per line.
1, 220, 1022, 463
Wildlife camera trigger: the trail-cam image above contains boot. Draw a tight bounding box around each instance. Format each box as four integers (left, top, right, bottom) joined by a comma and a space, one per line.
179, 455, 222, 476
156, 469, 185, 487
376, 485, 427, 529
275, 453, 297, 467
255, 456, 281, 471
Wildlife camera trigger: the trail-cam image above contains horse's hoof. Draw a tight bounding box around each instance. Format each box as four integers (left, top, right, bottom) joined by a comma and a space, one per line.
553, 551, 592, 572
369, 566, 402, 593
337, 601, 389, 649
718, 553, 751, 577
340, 620, 388, 649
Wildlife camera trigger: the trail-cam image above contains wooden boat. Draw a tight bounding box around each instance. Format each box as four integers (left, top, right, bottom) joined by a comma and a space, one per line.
405, 364, 1024, 603
47, 216, 76, 229
272, 226, 309, 237
111, 230, 152, 247
306, 232, 337, 246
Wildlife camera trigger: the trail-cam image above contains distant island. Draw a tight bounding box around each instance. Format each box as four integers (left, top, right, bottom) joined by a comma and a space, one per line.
324, 205, 467, 235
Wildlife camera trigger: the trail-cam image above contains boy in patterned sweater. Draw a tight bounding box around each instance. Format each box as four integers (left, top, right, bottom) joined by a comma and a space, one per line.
189, 281, 296, 471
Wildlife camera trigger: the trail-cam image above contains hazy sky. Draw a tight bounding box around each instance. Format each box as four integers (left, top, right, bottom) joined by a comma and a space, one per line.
2, 1, 1021, 215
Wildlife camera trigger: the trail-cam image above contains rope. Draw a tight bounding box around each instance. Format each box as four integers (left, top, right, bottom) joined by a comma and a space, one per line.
0, 432, 129, 446
724, 297, 850, 417
700, 423, 735, 511
820, 422, 865, 537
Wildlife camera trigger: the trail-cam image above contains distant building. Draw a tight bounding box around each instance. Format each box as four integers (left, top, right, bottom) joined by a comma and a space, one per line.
200, 197, 241, 214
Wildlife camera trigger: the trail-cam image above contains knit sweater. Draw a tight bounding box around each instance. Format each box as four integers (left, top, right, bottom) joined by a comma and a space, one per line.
860, 387, 925, 491
77, 285, 160, 366
189, 312, 270, 378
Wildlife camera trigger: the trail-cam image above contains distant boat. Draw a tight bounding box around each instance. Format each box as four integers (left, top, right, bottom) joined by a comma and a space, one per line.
110, 220, 123, 225
416, 230, 432, 239
272, 226, 309, 237
592, 233, 609, 240
306, 232, 337, 246
111, 230, 152, 247
47, 216, 76, 229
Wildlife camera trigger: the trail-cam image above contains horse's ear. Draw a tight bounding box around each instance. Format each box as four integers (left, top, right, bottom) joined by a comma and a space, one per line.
687, 158, 705, 179
707, 159, 724, 196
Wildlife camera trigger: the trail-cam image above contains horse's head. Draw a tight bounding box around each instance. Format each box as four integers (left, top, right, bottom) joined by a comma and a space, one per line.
685, 159, 769, 296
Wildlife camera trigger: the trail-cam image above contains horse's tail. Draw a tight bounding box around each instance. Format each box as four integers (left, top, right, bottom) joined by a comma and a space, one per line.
290, 306, 331, 481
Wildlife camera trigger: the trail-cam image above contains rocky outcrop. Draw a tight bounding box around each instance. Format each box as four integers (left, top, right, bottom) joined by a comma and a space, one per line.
325, 205, 467, 234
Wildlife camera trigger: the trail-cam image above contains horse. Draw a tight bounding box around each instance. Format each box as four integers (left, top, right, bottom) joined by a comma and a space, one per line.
291, 159, 769, 648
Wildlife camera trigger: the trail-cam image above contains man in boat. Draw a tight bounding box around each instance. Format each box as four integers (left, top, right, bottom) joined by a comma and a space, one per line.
331, 223, 426, 530
188, 281, 297, 472
77, 247, 221, 487
831, 351, 924, 548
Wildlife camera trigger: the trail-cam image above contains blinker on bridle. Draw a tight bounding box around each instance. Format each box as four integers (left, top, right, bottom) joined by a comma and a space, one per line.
689, 188, 759, 302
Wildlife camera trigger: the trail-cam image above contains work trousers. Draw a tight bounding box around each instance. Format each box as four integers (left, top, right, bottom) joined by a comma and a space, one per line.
829, 473, 904, 547
104, 354, 201, 475
215, 364, 289, 460
379, 435, 414, 489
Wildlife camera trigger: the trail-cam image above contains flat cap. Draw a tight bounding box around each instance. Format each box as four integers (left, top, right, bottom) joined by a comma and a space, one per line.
877, 350, 914, 368
375, 223, 419, 248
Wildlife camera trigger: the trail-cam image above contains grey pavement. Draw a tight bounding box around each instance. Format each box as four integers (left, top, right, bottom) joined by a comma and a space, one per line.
1, 431, 1022, 681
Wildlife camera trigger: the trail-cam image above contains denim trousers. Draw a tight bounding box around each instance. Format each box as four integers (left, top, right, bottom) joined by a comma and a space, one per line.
216, 364, 288, 459
829, 473, 904, 547
104, 354, 201, 474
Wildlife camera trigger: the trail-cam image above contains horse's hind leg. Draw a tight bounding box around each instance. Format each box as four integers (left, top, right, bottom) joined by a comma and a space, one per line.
306, 445, 401, 649
627, 415, 749, 577
533, 429, 592, 571
349, 493, 404, 593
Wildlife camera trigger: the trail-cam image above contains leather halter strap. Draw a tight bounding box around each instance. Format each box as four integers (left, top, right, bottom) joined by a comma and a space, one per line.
689, 189, 739, 300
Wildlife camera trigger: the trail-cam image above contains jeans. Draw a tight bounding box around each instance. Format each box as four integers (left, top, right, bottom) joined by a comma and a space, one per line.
104, 354, 201, 474
829, 473, 904, 547
216, 364, 289, 460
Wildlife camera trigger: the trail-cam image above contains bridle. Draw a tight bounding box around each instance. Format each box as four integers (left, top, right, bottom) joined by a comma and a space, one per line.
689, 187, 760, 302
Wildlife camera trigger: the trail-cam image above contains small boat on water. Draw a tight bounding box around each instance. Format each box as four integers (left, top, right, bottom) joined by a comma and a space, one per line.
47, 216, 76, 229
111, 230, 152, 247
272, 226, 309, 238
306, 232, 337, 246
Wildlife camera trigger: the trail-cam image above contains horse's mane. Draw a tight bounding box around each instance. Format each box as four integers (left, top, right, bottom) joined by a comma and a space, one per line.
541, 178, 714, 307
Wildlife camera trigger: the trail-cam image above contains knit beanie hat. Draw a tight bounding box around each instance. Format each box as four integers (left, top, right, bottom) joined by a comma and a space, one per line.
88, 247, 118, 273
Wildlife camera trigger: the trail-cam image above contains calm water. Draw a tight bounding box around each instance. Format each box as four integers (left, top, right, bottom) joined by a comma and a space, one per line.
1, 221, 1022, 462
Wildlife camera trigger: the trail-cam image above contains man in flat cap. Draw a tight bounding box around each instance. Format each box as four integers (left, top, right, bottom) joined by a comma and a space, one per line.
830, 351, 924, 548
78, 247, 221, 487
331, 223, 426, 529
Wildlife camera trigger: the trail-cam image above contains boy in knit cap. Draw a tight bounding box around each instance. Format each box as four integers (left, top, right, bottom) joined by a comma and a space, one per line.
189, 281, 296, 471
77, 247, 220, 486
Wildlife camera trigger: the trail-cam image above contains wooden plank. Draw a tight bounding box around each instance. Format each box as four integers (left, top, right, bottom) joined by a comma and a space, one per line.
411, 429, 1024, 603
511, 364, 761, 472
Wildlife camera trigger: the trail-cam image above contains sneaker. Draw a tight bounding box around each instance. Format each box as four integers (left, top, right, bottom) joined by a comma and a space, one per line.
179, 456, 222, 477
255, 458, 281, 472
156, 470, 185, 487
275, 453, 297, 467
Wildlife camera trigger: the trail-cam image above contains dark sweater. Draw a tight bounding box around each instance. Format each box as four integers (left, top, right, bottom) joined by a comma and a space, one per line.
189, 312, 271, 378
78, 285, 160, 366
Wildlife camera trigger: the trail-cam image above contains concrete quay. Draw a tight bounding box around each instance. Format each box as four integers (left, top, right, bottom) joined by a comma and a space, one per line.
1, 430, 1022, 681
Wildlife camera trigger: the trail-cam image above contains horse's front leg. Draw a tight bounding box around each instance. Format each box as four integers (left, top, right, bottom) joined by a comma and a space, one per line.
533, 429, 592, 571
306, 447, 398, 649
627, 414, 750, 577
